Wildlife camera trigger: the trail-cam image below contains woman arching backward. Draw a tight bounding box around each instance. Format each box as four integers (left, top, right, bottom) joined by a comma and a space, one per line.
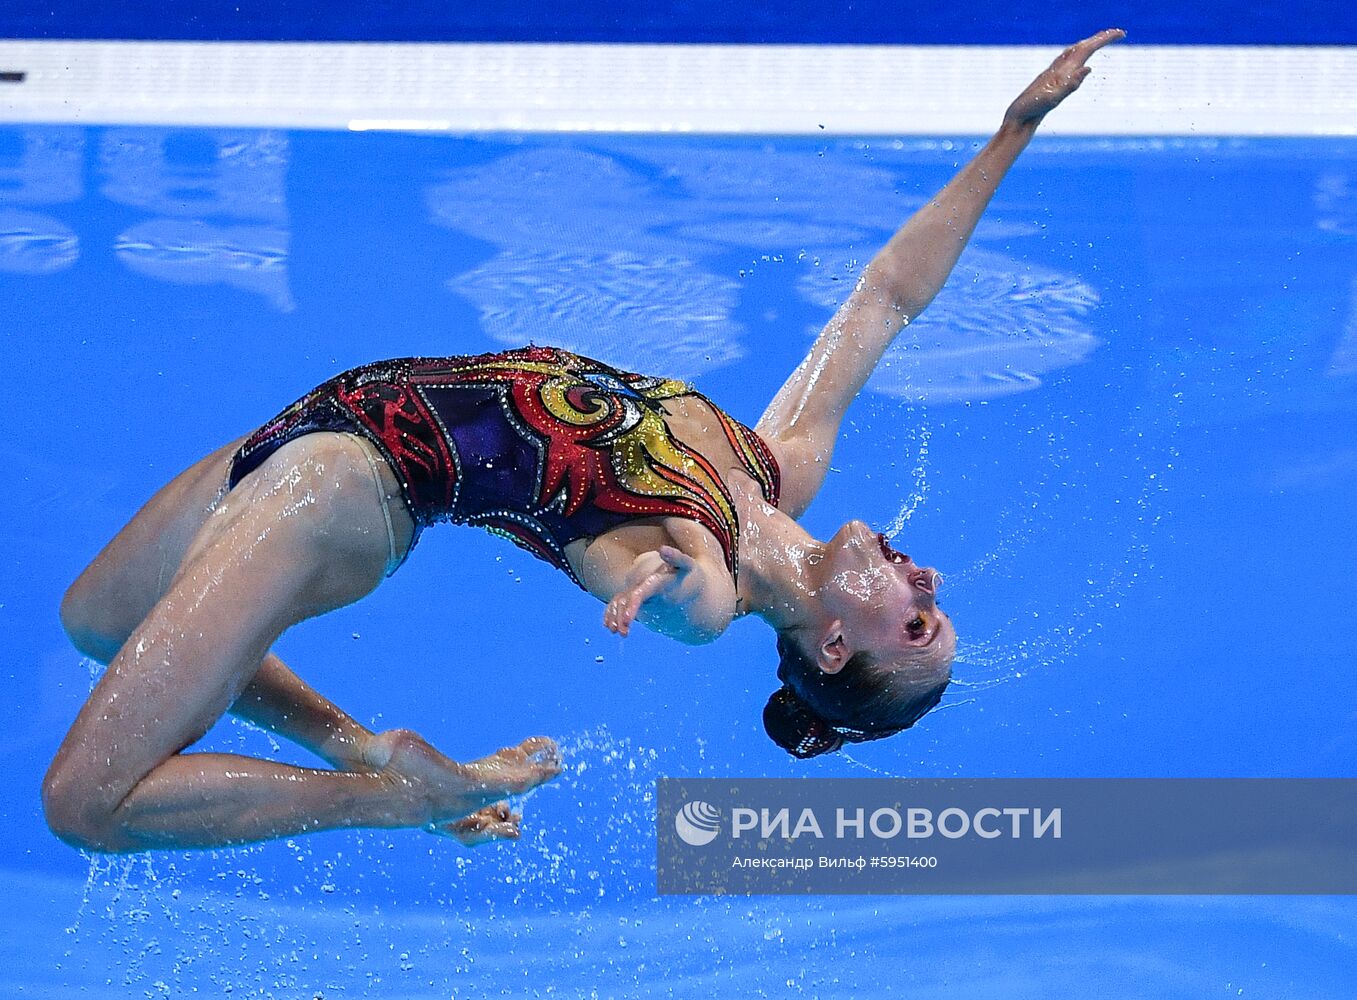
45, 30, 1123, 853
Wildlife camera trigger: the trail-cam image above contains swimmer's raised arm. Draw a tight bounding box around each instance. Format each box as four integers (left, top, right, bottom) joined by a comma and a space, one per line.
758, 29, 1124, 517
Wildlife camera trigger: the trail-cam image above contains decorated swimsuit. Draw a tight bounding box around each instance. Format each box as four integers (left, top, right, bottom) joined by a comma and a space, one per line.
227, 346, 781, 586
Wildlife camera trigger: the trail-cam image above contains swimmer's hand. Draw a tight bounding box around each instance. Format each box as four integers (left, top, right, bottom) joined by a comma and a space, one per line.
1003, 28, 1125, 129
604, 545, 732, 643
429, 801, 523, 847
604, 546, 696, 637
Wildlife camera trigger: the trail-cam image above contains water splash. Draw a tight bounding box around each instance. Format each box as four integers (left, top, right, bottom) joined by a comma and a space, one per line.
881, 421, 931, 536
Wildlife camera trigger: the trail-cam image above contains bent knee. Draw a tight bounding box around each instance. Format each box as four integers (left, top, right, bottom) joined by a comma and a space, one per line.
58, 581, 122, 664
41, 759, 136, 854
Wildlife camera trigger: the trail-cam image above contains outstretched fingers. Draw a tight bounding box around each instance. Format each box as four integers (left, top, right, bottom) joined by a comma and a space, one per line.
604, 569, 669, 636
1004, 27, 1124, 127
1058, 28, 1126, 69
431, 801, 523, 846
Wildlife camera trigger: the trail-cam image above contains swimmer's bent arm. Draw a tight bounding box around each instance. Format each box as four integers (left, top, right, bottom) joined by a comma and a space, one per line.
758, 29, 1124, 517
603, 545, 736, 645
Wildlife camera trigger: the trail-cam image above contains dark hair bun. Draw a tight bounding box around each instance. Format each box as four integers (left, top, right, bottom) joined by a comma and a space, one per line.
763, 685, 844, 759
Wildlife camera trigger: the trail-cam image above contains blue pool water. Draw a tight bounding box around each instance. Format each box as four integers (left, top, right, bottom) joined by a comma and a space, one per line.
2, 127, 1355, 995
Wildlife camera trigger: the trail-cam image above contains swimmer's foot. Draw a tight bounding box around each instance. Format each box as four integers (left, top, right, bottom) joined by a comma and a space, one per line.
362, 728, 562, 827
428, 801, 522, 847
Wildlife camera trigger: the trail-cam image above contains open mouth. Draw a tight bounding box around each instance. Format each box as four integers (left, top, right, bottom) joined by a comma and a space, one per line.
877, 532, 910, 565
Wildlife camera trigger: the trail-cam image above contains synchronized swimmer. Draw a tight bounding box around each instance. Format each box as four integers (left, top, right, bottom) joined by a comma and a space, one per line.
44, 30, 1124, 853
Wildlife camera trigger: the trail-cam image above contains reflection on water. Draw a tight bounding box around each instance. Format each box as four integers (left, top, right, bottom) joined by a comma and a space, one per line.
427, 143, 1102, 397
115, 219, 291, 310
0, 127, 83, 273
2, 127, 1101, 396
799, 245, 1101, 402
427, 148, 751, 378
1317, 172, 1357, 375
448, 248, 746, 374
1330, 277, 1357, 376
0, 208, 79, 274
0, 126, 83, 203
99, 130, 288, 221
1314, 170, 1357, 236
101, 129, 294, 311
0, 126, 293, 308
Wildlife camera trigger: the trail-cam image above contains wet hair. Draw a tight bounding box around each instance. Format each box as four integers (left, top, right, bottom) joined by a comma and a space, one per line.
762, 632, 949, 759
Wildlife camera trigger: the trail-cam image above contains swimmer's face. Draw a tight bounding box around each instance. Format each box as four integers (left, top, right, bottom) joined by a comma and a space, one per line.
815, 519, 956, 681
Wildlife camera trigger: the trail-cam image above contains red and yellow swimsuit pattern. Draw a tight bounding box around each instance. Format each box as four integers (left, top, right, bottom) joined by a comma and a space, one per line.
227, 346, 782, 587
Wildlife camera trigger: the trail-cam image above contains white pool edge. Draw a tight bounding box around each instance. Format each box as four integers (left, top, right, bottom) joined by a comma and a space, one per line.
1, 40, 1354, 136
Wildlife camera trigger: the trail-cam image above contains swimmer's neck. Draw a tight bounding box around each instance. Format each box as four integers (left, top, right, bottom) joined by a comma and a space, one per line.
733, 484, 827, 632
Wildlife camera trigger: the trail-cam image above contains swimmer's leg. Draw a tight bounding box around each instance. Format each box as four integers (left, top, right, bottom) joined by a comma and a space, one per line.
59, 436, 377, 771
60, 434, 401, 776
231, 653, 380, 770
42, 435, 560, 853
235, 658, 531, 845
58, 433, 528, 843
60, 435, 250, 663
74, 627, 531, 845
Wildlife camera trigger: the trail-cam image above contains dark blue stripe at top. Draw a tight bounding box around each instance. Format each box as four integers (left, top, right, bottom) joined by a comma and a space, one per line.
3, 0, 1355, 45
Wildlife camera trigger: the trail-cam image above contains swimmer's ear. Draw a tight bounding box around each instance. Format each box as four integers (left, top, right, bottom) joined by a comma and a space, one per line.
816, 621, 850, 675
762, 684, 843, 760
